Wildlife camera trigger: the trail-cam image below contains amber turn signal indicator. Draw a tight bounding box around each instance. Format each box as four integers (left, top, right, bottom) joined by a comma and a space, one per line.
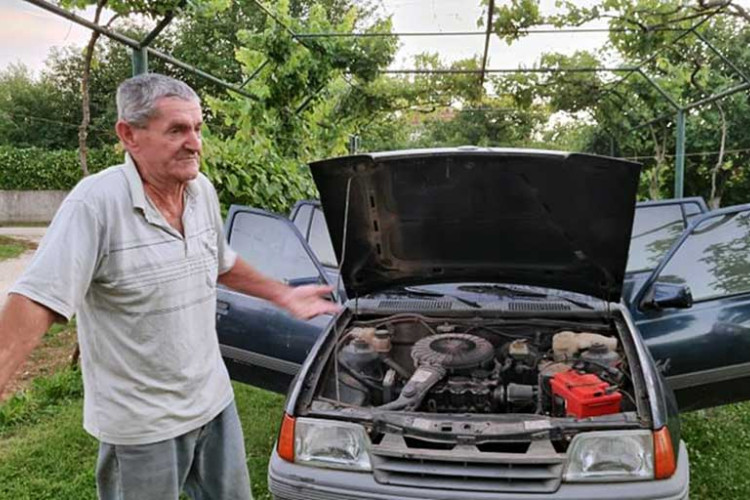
654, 427, 676, 479
278, 413, 296, 462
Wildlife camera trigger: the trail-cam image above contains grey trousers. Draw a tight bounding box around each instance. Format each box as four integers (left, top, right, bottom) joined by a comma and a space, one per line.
96, 401, 253, 500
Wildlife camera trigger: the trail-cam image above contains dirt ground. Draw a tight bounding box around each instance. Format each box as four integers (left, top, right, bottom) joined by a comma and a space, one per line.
0, 228, 71, 402
0, 324, 78, 402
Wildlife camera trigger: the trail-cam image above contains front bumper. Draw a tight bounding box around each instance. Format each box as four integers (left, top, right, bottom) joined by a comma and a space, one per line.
269, 440, 689, 500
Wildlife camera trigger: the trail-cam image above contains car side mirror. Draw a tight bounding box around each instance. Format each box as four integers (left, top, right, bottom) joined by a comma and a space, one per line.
641, 282, 693, 310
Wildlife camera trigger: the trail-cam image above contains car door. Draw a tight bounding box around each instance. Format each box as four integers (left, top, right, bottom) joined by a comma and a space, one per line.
630, 203, 750, 411
289, 200, 342, 292
622, 197, 709, 305
289, 200, 316, 237
217, 205, 337, 393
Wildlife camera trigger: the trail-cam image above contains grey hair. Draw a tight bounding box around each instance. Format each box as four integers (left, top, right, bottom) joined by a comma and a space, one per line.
116, 73, 200, 128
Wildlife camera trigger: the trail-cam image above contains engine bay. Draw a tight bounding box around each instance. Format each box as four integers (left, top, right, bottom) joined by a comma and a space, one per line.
316, 314, 638, 419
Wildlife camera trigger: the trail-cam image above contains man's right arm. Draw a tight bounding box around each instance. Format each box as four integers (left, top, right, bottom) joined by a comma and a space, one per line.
0, 294, 59, 393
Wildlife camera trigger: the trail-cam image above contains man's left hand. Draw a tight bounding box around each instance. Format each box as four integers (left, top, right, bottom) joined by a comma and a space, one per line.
276, 285, 341, 320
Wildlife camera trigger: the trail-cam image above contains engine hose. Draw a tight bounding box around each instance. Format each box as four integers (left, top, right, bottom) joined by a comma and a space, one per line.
337, 360, 384, 392
380, 355, 412, 379
376, 365, 446, 411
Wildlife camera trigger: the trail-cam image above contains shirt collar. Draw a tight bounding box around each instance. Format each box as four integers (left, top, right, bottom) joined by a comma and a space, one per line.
123, 153, 200, 212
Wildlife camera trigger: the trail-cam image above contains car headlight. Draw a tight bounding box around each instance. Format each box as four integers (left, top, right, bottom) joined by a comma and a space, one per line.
294, 417, 372, 471
564, 430, 654, 482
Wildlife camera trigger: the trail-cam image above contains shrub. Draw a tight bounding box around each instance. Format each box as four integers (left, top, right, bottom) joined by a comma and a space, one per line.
0, 146, 121, 190
0, 143, 315, 214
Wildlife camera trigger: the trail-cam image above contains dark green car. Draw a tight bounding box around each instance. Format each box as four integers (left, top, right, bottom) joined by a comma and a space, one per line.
216, 148, 733, 499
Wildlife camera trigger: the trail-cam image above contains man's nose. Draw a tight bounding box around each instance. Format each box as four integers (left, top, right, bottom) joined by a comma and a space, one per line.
184, 129, 201, 152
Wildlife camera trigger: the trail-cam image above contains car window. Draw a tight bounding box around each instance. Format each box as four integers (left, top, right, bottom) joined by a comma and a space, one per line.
683, 203, 705, 224
656, 210, 750, 302
229, 211, 321, 283
309, 207, 338, 268
684, 202, 703, 219
291, 203, 313, 239
626, 204, 686, 274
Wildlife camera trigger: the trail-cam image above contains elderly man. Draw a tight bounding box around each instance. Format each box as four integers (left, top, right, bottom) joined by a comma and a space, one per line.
0, 74, 338, 499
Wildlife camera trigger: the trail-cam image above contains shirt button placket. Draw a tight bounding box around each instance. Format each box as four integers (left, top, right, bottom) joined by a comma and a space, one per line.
184, 202, 193, 257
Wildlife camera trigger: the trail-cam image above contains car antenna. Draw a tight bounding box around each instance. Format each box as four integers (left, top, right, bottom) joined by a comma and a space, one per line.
334, 176, 354, 403
335, 176, 354, 308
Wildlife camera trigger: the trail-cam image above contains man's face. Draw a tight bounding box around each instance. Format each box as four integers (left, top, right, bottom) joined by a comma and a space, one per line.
126, 97, 203, 184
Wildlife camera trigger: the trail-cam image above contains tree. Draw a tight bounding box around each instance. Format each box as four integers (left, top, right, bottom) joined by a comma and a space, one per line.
398, 97, 547, 149
3, 0, 374, 153
58, 0, 190, 175
166, 0, 375, 98
479, 0, 750, 205
0, 64, 81, 149
202, 0, 399, 211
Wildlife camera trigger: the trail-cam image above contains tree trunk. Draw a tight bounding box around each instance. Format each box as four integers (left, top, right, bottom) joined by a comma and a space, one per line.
78, 0, 108, 178
709, 102, 727, 210
648, 124, 668, 200
72, 0, 109, 368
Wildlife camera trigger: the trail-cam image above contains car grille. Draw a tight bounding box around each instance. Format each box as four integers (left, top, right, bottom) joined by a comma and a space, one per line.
370, 434, 564, 493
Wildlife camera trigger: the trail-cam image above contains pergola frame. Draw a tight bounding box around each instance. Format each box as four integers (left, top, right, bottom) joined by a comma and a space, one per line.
22, 0, 750, 197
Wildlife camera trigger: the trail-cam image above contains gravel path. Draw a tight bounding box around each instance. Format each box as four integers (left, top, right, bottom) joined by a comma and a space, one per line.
0, 227, 46, 308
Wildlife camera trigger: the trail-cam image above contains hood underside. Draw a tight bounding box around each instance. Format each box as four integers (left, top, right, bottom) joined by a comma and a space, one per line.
309, 148, 641, 301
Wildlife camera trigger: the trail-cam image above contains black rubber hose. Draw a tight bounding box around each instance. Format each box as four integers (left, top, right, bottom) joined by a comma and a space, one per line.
337, 359, 384, 393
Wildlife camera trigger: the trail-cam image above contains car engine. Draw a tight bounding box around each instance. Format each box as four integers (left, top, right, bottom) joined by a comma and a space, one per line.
320, 314, 634, 418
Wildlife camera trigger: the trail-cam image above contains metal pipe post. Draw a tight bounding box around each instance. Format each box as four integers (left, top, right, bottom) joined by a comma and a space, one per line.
132, 48, 148, 76
479, 0, 495, 87
674, 109, 686, 198
637, 69, 681, 110
348, 134, 360, 154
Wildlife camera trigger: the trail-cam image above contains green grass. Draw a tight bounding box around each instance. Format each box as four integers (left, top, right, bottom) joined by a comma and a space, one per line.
0, 399, 97, 499
2, 366, 750, 499
235, 384, 285, 499
0, 367, 83, 433
0, 236, 31, 261
0, 370, 283, 499
682, 405, 750, 498
46, 319, 76, 339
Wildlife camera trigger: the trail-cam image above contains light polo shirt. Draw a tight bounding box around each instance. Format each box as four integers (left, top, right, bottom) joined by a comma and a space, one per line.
11, 155, 238, 445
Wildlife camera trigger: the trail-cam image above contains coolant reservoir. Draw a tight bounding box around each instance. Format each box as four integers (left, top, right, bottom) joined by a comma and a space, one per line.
340, 339, 379, 372
552, 331, 617, 361
580, 343, 620, 368
349, 327, 391, 353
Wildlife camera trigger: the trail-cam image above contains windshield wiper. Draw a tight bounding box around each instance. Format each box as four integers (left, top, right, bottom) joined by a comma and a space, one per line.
459, 284, 546, 298
399, 286, 481, 309
458, 285, 594, 310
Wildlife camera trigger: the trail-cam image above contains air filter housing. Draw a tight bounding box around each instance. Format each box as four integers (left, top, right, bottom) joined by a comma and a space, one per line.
411, 333, 494, 373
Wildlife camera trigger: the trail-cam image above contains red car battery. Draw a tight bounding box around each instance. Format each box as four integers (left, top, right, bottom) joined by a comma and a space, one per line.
549, 370, 622, 418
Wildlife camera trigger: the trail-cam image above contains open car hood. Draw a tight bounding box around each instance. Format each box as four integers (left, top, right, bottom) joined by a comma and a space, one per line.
309, 148, 641, 301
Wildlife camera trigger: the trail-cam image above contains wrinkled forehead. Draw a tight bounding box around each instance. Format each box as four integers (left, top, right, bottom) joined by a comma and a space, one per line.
149, 96, 203, 126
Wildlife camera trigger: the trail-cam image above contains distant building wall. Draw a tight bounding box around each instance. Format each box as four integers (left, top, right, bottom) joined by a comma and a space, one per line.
0, 191, 69, 224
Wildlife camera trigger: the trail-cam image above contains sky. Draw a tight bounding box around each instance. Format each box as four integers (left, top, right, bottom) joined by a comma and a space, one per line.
0, 0, 610, 76
381, 0, 609, 70
0, 0, 98, 73
2, 0, 749, 83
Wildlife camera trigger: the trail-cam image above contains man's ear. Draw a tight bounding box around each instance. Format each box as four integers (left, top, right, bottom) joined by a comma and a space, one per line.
115, 120, 138, 150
